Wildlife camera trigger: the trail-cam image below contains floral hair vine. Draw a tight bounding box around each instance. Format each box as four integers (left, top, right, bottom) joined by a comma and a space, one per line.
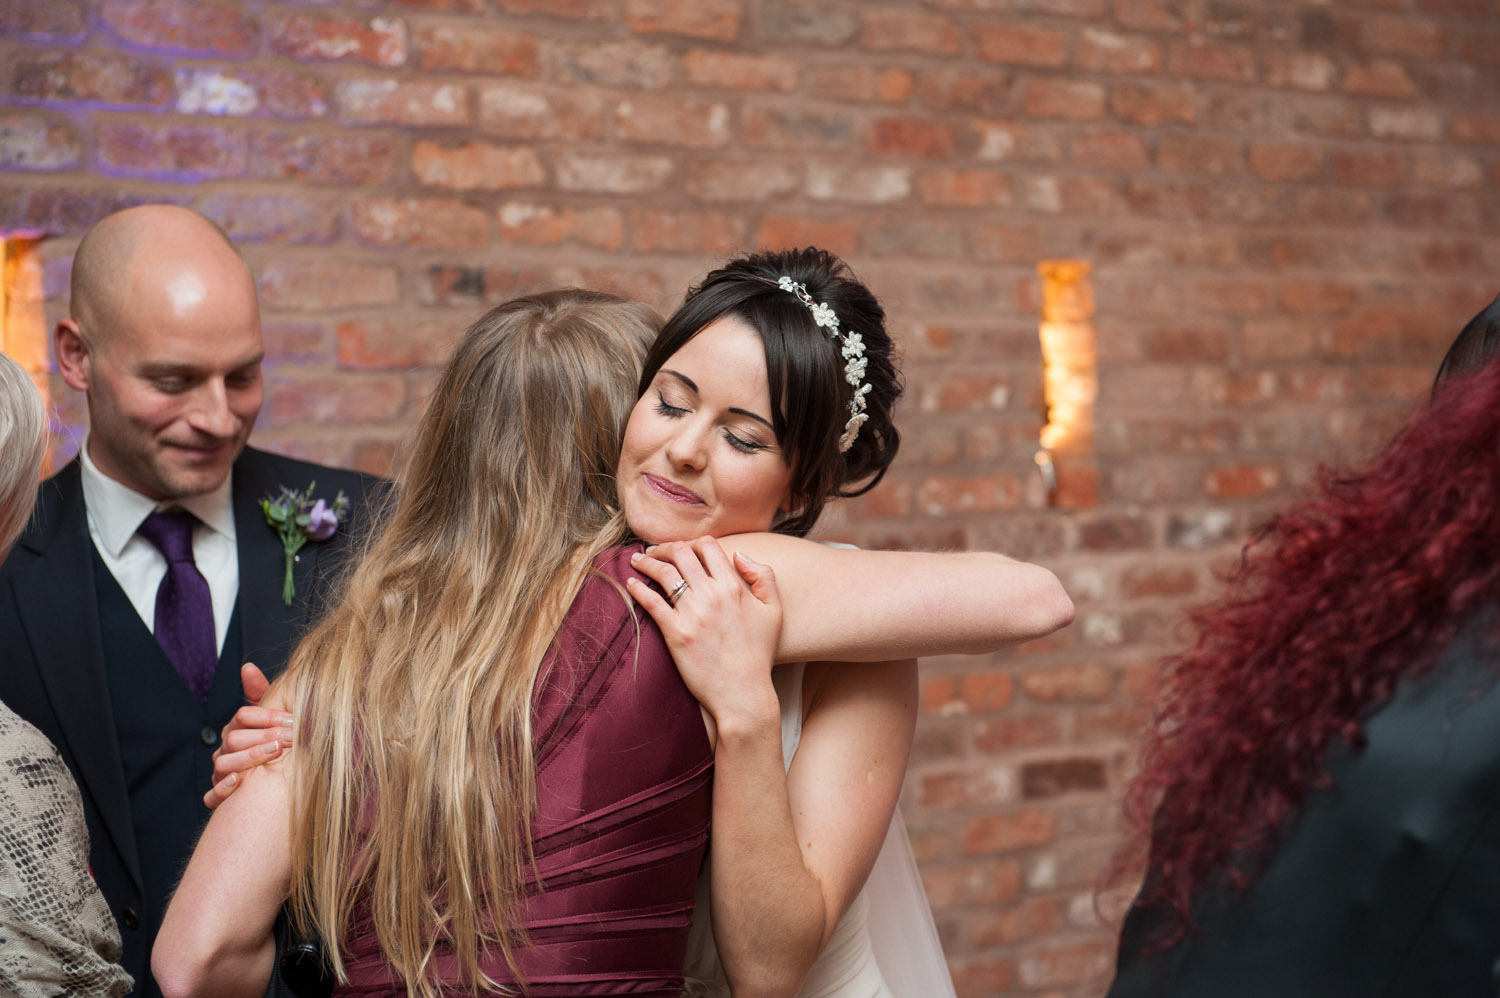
771, 275, 870, 452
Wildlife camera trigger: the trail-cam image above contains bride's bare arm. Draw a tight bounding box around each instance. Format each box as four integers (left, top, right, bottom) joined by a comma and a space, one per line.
629, 540, 917, 994
206, 537, 1070, 809
708, 659, 916, 995
636, 534, 1074, 664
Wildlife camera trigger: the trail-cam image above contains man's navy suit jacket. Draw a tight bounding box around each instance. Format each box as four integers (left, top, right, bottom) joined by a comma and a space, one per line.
0, 446, 379, 993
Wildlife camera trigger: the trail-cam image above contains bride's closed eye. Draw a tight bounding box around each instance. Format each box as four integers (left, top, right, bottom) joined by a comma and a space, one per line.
723, 429, 767, 454
653, 390, 687, 418
656, 389, 770, 454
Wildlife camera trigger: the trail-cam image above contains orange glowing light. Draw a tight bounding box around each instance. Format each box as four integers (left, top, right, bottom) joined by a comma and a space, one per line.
1037, 260, 1097, 456
2, 236, 55, 474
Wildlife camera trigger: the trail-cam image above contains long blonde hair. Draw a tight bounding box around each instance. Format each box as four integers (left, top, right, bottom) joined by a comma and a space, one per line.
273, 290, 659, 994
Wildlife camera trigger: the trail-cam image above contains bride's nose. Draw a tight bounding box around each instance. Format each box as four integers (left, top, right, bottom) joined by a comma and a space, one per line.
665, 421, 709, 471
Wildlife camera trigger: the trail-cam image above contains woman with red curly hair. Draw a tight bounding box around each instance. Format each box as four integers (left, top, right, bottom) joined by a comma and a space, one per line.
1108, 345, 1500, 997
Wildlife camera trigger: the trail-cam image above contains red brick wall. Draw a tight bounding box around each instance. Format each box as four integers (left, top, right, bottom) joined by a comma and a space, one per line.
4, 1, 1499, 994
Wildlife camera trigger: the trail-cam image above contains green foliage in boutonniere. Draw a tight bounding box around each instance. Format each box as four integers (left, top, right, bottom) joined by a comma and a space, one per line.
261, 482, 351, 606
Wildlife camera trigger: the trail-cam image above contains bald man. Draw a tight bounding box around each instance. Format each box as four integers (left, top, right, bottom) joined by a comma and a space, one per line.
0, 205, 377, 998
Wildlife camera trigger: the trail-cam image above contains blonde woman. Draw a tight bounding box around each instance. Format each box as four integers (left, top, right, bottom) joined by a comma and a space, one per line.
156, 290, 747, 997
0, 353, 132, 997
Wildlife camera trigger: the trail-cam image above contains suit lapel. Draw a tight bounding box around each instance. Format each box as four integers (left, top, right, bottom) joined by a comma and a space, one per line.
11, 460, 142, 891
233, 449, 325, 677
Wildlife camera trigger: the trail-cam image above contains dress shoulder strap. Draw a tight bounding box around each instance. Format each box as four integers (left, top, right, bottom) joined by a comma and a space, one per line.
773, 661, 805, 773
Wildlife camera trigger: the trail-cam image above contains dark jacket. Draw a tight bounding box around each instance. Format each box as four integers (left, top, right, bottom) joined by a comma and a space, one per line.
1110, 623, 1500, 998
0, 447, 380, 998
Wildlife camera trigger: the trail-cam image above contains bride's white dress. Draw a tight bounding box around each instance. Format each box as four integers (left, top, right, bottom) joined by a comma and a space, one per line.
682, 663, 957, 998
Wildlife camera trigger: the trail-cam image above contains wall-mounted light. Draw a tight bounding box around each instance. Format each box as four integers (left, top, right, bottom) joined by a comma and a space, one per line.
1036, 260, 1097, 506
2, 236, 55, 473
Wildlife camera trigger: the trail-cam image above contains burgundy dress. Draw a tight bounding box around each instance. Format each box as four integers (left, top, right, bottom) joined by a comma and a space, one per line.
334, 547, 713, 996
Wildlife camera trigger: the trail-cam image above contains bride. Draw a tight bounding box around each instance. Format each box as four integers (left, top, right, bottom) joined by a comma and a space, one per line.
622, 247, 1031, 997
193, 249, 1072, 996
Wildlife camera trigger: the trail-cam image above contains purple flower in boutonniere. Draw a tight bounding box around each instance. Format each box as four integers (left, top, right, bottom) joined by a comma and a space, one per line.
306, 498, 339, 541
261, 482, 351, 606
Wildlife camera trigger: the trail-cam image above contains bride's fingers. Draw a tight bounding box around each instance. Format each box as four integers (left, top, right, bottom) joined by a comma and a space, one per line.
732, 550, 780, 608
657, 540, 713, 592
211, 738, 289, 785
203, 772, 239, 810
691, 536, 740, 584
630, 548, 688, 593
222, 706, 295, 740
631, 542, 735, 613
218, 725, 292, 755
625, 576, 679, 634
239, 662, 271, 705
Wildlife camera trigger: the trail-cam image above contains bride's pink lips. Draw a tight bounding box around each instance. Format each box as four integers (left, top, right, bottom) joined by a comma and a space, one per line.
643, 473, 704, 506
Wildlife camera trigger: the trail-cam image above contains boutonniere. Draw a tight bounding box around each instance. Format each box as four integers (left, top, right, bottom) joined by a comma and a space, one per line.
261, 482, 351, 606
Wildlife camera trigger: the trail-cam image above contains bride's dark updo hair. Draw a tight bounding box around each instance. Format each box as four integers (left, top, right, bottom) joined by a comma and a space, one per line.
638, 247, 902, 537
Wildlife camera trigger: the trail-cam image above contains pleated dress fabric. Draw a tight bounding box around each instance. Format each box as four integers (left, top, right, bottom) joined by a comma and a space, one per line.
333, 547, 713, 996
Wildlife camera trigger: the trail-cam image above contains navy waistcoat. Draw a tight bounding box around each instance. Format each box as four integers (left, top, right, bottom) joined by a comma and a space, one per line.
92, 548, 246, 998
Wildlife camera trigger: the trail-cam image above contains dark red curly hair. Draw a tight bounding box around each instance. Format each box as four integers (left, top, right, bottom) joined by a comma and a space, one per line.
1117, 356, 1500, 938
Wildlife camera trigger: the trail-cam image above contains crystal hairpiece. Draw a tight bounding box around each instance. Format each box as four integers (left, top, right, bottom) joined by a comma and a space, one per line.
773, 276, 870, 452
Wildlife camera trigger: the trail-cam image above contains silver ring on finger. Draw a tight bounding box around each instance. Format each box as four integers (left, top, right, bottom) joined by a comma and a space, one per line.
668, 579, 690, 606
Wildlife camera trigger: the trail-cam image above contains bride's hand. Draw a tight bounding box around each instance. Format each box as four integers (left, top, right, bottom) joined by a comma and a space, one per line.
203, 663, 295, 810
627, 537, 783, 732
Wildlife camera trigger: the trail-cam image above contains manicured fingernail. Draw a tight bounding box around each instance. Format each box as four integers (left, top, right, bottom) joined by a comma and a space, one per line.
630, 551, 642, 563
281, 717, 295, 727
225, 773, 238, 787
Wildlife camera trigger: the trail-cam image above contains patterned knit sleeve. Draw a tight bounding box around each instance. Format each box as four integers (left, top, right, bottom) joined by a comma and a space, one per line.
0, 701, 133, 998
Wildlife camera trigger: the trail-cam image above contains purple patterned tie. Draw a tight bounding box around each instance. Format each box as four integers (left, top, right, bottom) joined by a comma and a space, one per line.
136, 511, 216, 705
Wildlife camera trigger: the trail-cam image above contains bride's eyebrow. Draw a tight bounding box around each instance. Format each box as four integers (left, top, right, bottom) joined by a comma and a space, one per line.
730, 406, 774, 430
661, 368, 773, 429
661, 368, 698, 394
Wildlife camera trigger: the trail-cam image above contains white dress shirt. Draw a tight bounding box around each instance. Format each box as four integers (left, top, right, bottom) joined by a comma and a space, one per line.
79, 441, 239, 655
